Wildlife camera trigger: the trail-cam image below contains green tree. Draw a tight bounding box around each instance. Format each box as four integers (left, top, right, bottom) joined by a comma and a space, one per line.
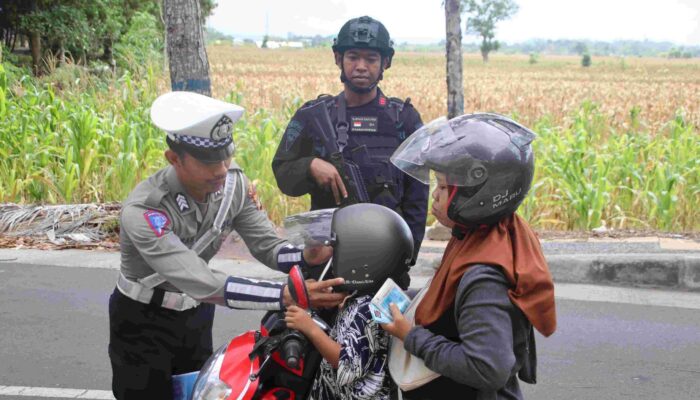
2, 0, 215, 75
581, 53, 591, 67
462, 0, 518, 63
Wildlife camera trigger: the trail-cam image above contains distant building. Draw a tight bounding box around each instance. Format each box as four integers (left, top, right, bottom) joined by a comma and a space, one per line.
255, 40, 305, 49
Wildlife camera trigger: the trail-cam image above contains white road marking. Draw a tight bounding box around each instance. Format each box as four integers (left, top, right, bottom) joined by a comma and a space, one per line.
0, 386, 114, 399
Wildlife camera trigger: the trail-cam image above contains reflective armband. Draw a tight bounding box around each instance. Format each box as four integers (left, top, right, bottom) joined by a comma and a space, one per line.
224, 276, 285, 310
277, 244, 308, 273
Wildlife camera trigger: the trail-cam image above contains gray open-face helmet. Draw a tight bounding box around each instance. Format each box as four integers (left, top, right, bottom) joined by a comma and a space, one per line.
331, 203, 413, 294
391, 113, 536, 226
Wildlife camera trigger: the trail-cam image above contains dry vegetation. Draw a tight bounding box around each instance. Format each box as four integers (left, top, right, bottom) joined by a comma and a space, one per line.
1, 46, 698, 234
208, 46, 700, 133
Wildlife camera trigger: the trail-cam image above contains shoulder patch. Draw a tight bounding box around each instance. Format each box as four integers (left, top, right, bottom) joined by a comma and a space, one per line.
143, 210, 170, 237
283, 119, 305, 151
175, 193, 190, 212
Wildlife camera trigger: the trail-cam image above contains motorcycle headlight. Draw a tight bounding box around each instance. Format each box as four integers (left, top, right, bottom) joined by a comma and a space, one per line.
191, 344, 232, 400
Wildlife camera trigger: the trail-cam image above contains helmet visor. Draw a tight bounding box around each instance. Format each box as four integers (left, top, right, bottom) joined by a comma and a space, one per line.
283, 208, 337, 248
391, 117, 483, 187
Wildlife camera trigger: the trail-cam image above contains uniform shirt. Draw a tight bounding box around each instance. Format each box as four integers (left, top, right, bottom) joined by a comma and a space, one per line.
309, 295, 393, 400
120, 162, 297, 309
272, 89, 429, 256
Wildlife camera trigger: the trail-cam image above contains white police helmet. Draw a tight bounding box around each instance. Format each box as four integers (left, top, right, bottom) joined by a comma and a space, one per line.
150, 91, 244, 163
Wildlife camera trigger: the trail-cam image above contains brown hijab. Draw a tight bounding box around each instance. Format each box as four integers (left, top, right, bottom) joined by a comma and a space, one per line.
415, 213, 557, 337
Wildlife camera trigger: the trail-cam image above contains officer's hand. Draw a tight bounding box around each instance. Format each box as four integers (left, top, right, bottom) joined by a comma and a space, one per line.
303, 245, 333, 266
309, 158, 347, 205
307, 278, 347, 308
283, 277, 346, 309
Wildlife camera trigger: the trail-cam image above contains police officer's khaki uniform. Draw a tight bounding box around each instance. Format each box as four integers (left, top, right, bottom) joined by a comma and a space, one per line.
109, 91, 306, 399
119, 162, 285, 308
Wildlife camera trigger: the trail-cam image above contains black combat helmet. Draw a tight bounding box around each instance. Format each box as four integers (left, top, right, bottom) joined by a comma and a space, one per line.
332, 16, 395, 67
329, 203, 414, 294
391, 113, 536, 226
333, 16, 395, 94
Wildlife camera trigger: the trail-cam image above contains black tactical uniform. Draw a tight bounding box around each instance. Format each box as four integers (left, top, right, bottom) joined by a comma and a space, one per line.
272, 90, 428, 259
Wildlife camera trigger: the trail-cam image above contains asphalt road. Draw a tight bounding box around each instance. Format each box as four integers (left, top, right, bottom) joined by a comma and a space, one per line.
1, 263, 700, 399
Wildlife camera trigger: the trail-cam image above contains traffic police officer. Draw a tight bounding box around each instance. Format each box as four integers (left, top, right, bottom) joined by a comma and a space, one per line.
108, 91, 345, 399
272, 16, 429, 266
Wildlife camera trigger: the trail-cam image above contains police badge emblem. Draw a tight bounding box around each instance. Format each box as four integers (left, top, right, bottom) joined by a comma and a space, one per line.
210, 115, 234, 141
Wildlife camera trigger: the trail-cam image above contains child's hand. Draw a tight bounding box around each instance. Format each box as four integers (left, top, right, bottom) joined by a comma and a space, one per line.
380, 303, 412, 341
285, 305, 317, 335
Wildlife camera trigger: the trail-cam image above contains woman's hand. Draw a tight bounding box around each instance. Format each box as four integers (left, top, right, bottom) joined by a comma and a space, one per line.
285, 305, 318, 336
380, 303, 412, 341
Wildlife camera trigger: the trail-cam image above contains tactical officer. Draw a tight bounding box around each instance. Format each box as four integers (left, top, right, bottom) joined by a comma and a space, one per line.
108, 91, 346, 399
272, 16, 429, 264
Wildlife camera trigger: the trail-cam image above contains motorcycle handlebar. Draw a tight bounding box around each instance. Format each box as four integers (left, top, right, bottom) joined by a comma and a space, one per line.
281, 332, 305, 369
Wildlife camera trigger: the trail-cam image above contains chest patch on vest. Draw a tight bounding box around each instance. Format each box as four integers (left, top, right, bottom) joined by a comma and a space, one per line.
143, 210, 170, 237
351, 116, 378, 132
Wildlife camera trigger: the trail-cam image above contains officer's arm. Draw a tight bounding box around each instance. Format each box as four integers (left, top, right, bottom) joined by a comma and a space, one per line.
400, 109, 430, 259
272, 114, 316, 196
228, 177, 346, 308
230, 173, 294, 271
121, 204, 286, 310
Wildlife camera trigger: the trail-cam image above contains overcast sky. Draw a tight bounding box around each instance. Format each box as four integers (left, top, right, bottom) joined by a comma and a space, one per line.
207, 0, 700, 45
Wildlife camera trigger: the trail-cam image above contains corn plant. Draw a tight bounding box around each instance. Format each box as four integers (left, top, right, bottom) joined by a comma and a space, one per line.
2, 49, 698, 232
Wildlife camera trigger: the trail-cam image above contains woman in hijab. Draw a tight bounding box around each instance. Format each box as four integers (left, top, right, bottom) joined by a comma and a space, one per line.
382, 114, 557, 400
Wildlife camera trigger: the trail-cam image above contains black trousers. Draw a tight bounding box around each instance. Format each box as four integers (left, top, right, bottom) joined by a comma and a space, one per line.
108, 287, 215, 399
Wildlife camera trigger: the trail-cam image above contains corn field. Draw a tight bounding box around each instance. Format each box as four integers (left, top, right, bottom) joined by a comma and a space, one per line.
1, 47, 698, 231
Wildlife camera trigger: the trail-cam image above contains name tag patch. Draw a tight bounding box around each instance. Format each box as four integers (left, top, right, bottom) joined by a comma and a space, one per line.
351, 116, 378, 132
144, 210, 170, 237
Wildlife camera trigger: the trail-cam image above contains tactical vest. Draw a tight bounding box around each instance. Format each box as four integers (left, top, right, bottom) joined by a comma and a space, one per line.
309, 94, 412, 211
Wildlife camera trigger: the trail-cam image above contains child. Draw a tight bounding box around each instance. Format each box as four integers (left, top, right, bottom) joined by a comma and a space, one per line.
285, 202, 415, 400
285, 294, 391, 399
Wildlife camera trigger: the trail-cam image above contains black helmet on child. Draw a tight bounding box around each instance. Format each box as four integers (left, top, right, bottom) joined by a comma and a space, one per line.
329, 203, 413, 294
391, 113, 536, 226
332, 16, 395, 67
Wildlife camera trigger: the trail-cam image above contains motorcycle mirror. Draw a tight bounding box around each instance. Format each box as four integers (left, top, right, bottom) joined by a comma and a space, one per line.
287, 265, 310, 309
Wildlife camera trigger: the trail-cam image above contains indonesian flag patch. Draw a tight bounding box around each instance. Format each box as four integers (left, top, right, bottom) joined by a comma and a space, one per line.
144, 210, 170, 237
350, 116, 378, 132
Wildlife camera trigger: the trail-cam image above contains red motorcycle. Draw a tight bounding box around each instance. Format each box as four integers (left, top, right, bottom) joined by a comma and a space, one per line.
190, 265, 328, 400
188, 203, 415, 400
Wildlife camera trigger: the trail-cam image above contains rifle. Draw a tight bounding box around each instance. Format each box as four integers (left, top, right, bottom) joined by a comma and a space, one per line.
302, 100, 370, 206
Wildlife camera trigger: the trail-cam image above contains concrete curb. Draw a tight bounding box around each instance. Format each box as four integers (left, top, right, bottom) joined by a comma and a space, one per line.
411, 252, 700, 291
2, 247, 699, 291
548, 254, 700, 290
